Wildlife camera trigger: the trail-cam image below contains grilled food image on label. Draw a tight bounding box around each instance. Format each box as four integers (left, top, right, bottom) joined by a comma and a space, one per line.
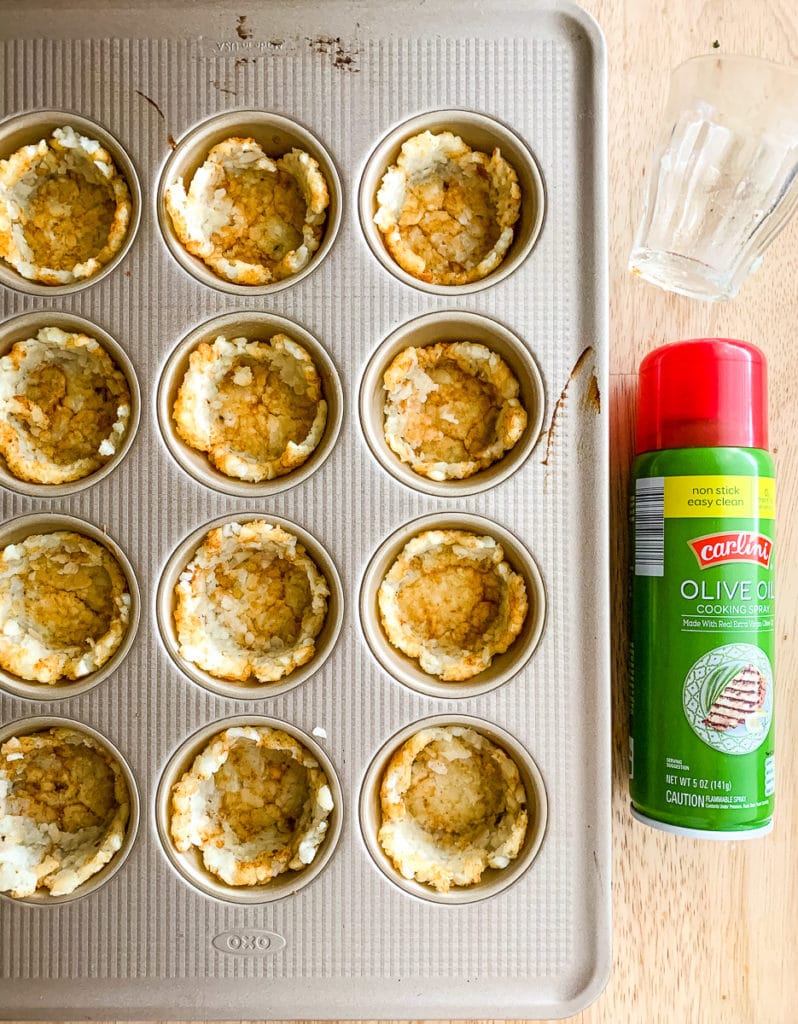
374, 130, 521, 285
0, 727, 130, 898
173, 333, 326, 482
702, 663, 767, 731
0, 327, 131, 484
0, 126, 132, 284
378, 724, 527, 892
165, 137, 330, 285
378, 528, 527, 681
169, 725, 334, 887
0, 531, 131, 683
382, 341, 527, 480
174, 520, 329, 683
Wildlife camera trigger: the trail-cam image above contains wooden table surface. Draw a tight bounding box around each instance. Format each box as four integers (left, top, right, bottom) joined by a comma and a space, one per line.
574, 1, 798, 1020
12, 1, 797, 1022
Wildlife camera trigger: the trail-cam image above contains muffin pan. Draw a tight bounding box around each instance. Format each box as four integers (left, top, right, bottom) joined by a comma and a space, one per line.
0, 1, 609, 1019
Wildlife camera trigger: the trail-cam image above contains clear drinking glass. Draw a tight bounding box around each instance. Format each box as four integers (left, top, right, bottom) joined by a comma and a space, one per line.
629, 54, 798, 301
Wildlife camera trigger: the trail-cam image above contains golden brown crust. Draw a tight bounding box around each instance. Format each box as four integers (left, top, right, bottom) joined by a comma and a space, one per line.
0, 531, 131, 683
0, 327, 131, 484
165, 138, 329, 285
378, 528, 527, 681
173, 520, 329, 683
378, 725, 527, 892
172, 333, 326, 482
0, 727, 130, 898
374, 131, 521, 285
0, 126, 132, 284
169, 725, 334, 887
382, 341, 527, 480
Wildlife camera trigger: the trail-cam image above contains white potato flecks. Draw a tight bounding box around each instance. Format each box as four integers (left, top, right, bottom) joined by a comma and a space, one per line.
0, 126, 132, 284
170, 725, 334, 887
173, 333, 326, 482
174, 520, 329, 683
166, 137, 329, 285
378, 725, 527, 892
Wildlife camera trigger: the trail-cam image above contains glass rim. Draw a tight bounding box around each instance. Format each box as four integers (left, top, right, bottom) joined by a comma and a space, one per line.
674, 52, 798, 81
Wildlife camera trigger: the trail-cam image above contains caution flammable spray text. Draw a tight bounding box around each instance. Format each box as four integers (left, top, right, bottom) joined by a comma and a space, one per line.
630, 339, 775, 838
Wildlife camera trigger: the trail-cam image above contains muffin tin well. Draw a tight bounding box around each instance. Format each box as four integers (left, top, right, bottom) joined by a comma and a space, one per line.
0, 714, 140, 906
156, 109, 343, 295
359, 511, 547, 699
0, 109, 142, 296
157, 310, 343, 497
359, 309, 545, 497
358, 714, 548, 905
0, 310, 141, 497
154, 715, 344, 905
0, 513, 141, 701
358, 108, 546, 295
155, 512, 344, 700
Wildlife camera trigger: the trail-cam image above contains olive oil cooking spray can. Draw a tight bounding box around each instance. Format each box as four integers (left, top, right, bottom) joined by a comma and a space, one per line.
630, 339, 775, 837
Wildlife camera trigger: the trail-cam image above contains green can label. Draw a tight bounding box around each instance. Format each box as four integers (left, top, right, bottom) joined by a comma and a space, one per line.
630, 454, 775, 834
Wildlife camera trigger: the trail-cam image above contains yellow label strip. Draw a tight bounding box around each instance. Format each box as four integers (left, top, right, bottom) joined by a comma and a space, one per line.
664, 476, 776, 519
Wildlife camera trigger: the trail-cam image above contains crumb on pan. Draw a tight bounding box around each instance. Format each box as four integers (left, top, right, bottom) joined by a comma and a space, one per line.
0, 326, 131, 485
378, 724, 527, 892
173, 333, 327, 482
378, 528, 527, 681
373, 130, 521, 286
0, 125, 132, 284
0, 727, 130, 898
383, 341, 527, 480
0, 530, 131, 684
170, 724, 334, 887
165, 137, 330, 285
174, 520, 329, 684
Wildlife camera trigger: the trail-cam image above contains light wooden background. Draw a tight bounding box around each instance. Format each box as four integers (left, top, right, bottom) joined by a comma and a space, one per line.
15, 0, 798, 1022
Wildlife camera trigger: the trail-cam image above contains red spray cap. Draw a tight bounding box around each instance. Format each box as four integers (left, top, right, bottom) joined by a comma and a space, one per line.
635, 339, 768, 454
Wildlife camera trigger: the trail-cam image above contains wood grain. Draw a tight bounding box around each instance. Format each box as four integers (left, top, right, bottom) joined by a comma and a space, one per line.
12, 0, 798, 1021
595, 1, 798, 1021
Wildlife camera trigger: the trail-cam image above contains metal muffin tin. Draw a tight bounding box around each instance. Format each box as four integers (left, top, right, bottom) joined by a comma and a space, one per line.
0, 0, 610, 1018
